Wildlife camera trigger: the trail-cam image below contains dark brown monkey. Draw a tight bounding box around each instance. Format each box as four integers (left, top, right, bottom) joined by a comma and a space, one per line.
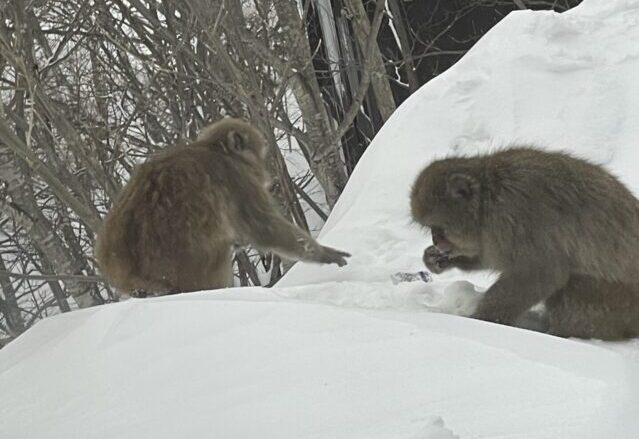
96, 118, 350, 296
410, 147, 639, 339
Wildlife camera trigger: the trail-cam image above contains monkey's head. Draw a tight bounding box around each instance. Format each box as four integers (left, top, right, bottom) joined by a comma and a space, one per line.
197, 118, 269, 164
410, 158, 482, 257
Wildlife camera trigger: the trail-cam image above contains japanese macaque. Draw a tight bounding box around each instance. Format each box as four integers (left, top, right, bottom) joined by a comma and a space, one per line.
96, 118, 349, 296
411, 147, 639, 340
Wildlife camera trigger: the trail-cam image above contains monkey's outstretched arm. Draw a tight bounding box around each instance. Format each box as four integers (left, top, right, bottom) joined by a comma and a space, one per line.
241, 207, 350, 267
472, 264, 569, 325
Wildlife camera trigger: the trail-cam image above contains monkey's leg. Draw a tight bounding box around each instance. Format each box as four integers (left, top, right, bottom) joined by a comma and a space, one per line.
545, 276, 639, 340
513, 308, 549, 333
171, 249, 233, 293
472, 266, 569, 326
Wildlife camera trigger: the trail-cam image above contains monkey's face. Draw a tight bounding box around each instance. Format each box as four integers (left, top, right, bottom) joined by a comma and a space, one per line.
431, 226, 453, 253
410, 161, 482, 258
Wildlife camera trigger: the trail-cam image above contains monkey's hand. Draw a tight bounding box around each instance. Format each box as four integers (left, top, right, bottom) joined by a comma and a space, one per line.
423, 245, 452, 274
316, 245, 351, 267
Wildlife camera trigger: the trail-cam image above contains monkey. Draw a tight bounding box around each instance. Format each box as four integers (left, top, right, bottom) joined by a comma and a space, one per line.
95, 117, 350, 296
410, 146, 639, 340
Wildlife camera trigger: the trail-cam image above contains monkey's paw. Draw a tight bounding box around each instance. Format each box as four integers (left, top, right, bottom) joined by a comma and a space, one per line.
318, 245, 351, 267
423, 245, 452, 274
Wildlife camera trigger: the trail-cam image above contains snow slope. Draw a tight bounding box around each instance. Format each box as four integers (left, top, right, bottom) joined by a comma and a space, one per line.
1, 291, 638, 439
3, 1, 639, 437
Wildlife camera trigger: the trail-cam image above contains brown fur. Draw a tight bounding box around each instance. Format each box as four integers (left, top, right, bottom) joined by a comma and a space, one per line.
410, 147, 639, 339
96, 118, 349, 296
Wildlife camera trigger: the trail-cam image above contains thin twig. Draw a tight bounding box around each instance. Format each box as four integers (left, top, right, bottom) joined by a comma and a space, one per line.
0, 270, 105, 283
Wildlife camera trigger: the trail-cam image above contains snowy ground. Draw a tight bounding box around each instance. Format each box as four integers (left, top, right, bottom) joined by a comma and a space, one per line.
3, 0, 639, 437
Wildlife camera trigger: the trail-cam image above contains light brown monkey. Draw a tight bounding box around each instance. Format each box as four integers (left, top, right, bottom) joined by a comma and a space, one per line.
96, 118, 350, 296
410, 147, 639, 339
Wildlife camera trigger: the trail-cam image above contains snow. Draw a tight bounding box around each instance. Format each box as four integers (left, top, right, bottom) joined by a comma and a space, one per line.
3, 0, 639, 437
2, 291, 638, 438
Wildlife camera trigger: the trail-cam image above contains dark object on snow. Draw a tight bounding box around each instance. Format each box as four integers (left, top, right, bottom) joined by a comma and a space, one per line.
391, 271, 433, 285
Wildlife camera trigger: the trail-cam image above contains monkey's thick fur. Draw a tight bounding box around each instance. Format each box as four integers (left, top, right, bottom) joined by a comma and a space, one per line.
96, 118, 349, 296
411, 147, 639, 340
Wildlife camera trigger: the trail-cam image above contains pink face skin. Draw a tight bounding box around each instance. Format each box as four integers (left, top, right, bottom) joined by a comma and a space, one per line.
431, 227, 453, 253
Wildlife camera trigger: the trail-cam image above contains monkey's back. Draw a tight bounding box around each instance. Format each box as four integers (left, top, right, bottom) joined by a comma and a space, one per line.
96, 145, 246, 293
479, 147, 639, 281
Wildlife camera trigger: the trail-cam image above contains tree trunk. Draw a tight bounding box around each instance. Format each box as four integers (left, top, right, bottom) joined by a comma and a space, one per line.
271, 0, 349, 207
0, 256, 25, 337
387, 0, 420, 93
343, 0, 397, 122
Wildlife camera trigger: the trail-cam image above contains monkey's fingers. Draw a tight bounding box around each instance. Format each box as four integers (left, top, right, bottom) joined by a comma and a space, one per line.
423, 246, 451, 274
319, 246, 351, 267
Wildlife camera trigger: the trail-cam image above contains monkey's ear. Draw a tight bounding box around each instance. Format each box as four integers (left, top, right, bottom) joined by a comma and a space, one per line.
447, 173, 478, 199
225, 130, 268, 159
226, 131, 246, 153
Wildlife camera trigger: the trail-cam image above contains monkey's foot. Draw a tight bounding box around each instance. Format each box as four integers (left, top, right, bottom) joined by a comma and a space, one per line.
515, 309, 550, 333
131, 289, 149, 298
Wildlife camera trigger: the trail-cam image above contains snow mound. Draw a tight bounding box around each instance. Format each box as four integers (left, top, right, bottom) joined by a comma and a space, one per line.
1, 292, 638, 438
276, 279, 482, 316
410, 417, 459, 439
3, 1, 639, 437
